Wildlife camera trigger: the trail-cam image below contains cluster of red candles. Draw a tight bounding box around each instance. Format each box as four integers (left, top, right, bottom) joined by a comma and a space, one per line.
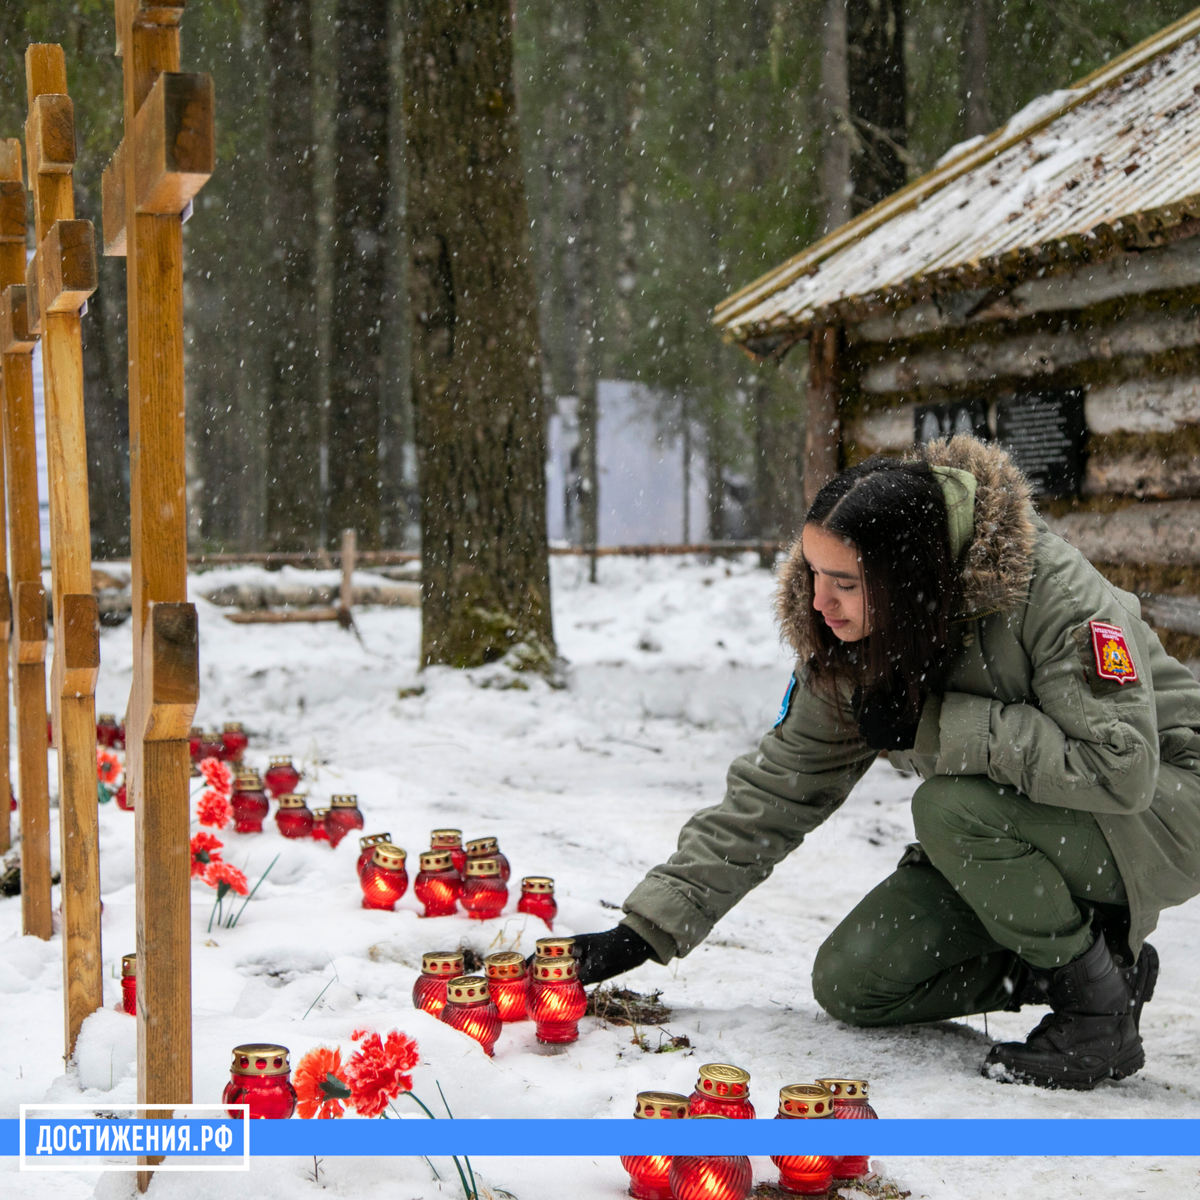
411, 936, 587, 1056
355, 827, 559, 926
621, 1069, 877, 1198
187, 723, 249, 765
230, 754, 365, 845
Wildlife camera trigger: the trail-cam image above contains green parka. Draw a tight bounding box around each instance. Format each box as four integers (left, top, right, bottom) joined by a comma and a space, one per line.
622, 435, 1200, 962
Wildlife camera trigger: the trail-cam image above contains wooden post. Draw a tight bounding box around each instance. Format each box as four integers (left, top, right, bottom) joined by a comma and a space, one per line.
24, 44, 104, 1057
338, 528, 356, 627
804, 325, 842, 509
0, 141, 20, 857
0, 142, 50, 937
103, 3, 211, 1179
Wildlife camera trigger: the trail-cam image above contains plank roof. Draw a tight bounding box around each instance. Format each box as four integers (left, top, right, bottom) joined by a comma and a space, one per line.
714, 7, 1200, 354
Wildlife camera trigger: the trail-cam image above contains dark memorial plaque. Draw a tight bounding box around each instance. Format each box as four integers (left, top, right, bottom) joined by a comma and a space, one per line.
914, 398, 989, 446
996, 388, 1085, 498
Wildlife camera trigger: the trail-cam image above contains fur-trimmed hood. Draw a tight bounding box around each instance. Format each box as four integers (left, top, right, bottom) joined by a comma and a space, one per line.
775, 434, 1037, 658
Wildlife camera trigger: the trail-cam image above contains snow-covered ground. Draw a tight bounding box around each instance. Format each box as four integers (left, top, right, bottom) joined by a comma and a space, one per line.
3, 553, 1200, 1199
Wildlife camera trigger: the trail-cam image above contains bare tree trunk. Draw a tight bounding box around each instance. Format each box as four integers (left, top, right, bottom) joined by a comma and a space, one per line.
820, 0, 851, 233
405, 0, 556, 670
961, 0, 992, 139
264, 0, 322, 551
329, 0, 390, 548
846, 0, 907, 212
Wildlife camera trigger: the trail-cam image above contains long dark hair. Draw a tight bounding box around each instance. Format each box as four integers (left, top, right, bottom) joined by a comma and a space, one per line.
804, 457, 961, 717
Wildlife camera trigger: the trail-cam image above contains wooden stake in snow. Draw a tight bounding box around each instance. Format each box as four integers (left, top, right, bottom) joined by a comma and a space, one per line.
0, 139, 49, 931
24, 43, 105, 1057
101, 2, 212, 1180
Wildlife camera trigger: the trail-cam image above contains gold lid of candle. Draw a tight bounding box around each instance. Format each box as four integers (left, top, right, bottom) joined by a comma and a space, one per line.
419, 849, 455, 872
269, 755, 294, 767
484, 951, 526, 981
465, 856, 502, 878
696, 1063, 751, 1097
431, 828, 463, 848
466, 836, 499, 856
277, 793, 309, 809
121, 953, 137, 977
232, 773, 263, 791
445, 975, 490, 1005
535, 936, 575, 959
635, 1091, 688, 1119
224, 722, 245, 732
371, 843, 407, 871
421, 950, 464, 976
189, 726, 203, 737
330, 794, 358, 809
99, 713, 117, 723
360, 832, 392, 851
521, 876, 554, 894
778, 1084, 834, 1118
230, 1044, 291, 1077
313, 808, 331, 820
533, 956, 578, 982
815, 1078, 869, 1099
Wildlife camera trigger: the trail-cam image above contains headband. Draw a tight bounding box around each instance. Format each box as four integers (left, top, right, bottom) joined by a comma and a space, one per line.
931, 466, 976, 560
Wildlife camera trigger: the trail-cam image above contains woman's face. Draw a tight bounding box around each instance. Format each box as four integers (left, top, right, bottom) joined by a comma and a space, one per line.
803, 524, 869, 642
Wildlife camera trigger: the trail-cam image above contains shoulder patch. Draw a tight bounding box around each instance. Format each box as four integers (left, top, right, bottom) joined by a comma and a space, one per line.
1089, 620, 1138, 686
774, 675, 797, 728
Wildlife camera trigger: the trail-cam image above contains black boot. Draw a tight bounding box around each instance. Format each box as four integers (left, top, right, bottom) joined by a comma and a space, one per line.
983, 931, 1144, 1089
1118, 942, 1158, 1032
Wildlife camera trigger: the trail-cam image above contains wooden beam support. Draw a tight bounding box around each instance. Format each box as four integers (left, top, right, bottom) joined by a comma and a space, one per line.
141, 602, 198, 740
25, 42, 103, 1058
804, 326, 842, 509
101, 138, 127, 256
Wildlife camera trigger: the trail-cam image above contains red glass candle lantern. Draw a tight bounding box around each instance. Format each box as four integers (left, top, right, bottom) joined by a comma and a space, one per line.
412, 950, 464, 1017
121, 953, 137, 1016
815, 1078, 876, 1182
688, 1064, 755, 1120
431, 828, 466, 874
517, 876, 557, 929
188, 726, 203, 761
222, 1044, 297, 1119
772, 1084, 835, 1196
263, 756, 301, 799
528, 938, 587, 1047
97, 713, 121, 748
115, 783, 132, 812
325, 795, 364, 847
221, 722, 249, 763
357, 832, 392, 877
360, 843, 408, 910
198, 730, 225, 761
439, 975, 501, 1056
484, 952, 528, 1022
620, 1091, 688, 1200
231, 771, 270, 834
275, 793, 315, 839
312, 808, 331, 842
461, 856, 507, 920
415, 849, 462, 917
668, 1156, 753, 1200
466, 836, 510, 881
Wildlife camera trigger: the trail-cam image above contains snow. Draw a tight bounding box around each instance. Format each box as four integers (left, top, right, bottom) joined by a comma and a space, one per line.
3, 553, 1200, 1198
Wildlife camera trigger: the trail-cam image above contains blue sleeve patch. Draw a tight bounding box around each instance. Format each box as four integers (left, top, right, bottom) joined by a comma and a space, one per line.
774, 675, 797, 728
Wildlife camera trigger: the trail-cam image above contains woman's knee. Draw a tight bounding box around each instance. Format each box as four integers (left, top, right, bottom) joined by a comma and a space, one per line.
812, 932, 880, 1027
910, 774, 1003, 854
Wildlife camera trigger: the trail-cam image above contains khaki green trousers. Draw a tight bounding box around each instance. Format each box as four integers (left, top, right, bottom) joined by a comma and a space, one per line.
812, 774, 1128, 1027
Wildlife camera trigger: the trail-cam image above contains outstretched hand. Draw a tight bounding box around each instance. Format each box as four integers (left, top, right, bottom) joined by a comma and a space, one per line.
527, 925, 654, 986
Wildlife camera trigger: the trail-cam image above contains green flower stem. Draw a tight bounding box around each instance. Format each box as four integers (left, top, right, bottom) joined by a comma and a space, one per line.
227, 854, 280, 929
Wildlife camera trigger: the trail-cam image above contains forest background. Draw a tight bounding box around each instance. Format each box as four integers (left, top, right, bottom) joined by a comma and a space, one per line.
0, 0, 1191, 559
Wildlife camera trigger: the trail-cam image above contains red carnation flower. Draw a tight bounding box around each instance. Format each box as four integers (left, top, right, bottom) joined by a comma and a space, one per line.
96, 749, 122, 784
196, 788, 233, 829
345, 1029, 419, 1118
204, 861, 248, 897
294, 1046, 351, 1119
190, 831, 224, 879
199, 756, 233, 795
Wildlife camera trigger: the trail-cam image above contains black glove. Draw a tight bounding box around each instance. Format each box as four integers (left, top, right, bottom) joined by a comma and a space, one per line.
533, 925, 653, 986
853, 686, 921, 752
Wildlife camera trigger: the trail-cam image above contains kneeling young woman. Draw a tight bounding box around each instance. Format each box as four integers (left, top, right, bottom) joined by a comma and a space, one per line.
572, 435, 1200, 1088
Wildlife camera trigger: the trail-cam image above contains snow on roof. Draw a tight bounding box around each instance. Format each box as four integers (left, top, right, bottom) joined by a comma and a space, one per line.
714, 7, 1200, 352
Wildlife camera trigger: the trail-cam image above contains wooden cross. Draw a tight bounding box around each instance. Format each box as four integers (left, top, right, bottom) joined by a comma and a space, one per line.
102, 0, 211, 1160
0, 139, 49, 938
24, 44, 105, 1056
